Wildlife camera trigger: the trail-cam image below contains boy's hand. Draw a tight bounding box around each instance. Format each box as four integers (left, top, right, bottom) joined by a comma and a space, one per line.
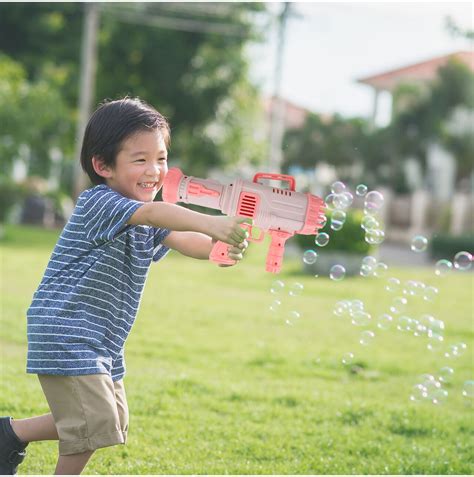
216, 238, 249, 267
209, 216, 252, 247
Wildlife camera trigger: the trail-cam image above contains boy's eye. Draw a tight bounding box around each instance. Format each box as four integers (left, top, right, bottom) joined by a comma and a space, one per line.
135, 159, 146, 163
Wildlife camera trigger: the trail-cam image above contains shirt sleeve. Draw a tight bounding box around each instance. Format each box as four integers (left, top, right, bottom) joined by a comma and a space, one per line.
152, 227, 172, 262
80, 186, 144, 245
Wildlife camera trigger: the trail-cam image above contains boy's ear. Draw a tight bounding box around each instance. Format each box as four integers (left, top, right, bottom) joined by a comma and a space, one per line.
92, 156, 114, 179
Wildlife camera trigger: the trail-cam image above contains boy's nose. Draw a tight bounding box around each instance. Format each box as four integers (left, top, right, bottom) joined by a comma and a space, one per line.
146, 165, 160, 176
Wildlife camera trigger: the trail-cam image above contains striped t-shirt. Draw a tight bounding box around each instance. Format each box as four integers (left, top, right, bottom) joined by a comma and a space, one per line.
26, 185, 171, 381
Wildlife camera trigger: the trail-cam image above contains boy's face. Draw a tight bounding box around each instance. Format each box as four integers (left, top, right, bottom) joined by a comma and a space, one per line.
101, 130, 168, 202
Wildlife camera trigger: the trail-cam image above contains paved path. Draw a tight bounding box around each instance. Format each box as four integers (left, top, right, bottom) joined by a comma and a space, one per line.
378, 242, 433, 267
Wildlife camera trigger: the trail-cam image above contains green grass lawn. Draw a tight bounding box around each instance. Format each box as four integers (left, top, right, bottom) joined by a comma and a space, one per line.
1, 224, 473, 474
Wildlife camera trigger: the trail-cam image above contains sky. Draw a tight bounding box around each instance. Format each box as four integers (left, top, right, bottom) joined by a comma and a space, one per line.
247, 2, 473, 122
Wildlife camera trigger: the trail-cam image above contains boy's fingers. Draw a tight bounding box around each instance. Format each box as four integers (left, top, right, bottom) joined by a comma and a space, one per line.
237, 217, 253, 226
239, 240, 248, 250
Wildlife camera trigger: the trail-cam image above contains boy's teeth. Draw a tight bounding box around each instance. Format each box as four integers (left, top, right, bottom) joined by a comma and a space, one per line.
140, 182, 156, 188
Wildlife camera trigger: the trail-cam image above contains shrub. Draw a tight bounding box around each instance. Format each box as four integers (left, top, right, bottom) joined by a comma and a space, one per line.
430, 233, 474, 260
295, 209, 371, 254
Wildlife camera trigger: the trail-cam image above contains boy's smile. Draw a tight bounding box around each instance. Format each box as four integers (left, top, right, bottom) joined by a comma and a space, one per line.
95, 130, 168, 202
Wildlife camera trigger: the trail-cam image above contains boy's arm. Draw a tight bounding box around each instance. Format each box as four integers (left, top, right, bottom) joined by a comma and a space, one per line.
128, 202, 249, 246
162, 231, 212, 260
162, 231, 248, 261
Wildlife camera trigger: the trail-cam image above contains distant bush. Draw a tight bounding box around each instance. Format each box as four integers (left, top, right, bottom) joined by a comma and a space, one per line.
295, 209, 371, 254
430, 233, 474, 260
0, 177, 27, 223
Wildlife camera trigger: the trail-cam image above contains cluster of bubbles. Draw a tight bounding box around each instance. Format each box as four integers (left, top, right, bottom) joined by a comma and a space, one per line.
410, 374, 474, 406
295, 180, 472, 406
330, 253, 472, 404
268, 280, 304, 326
362, 190, 386, 245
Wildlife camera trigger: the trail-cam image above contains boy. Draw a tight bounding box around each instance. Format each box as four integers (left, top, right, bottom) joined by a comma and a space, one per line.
0, 97, 250, 475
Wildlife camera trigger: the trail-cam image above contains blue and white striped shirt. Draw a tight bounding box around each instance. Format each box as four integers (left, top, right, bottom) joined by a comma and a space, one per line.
26, 185, 171, 381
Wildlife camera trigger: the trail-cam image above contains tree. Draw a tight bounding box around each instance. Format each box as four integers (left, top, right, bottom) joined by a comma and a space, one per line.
390, 59, 474, 183
281, 113, 369, 178
0, 3, 268, 185
0, 54, 71, 180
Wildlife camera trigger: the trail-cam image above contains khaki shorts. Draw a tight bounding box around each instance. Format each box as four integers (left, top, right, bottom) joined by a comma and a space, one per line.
38, 374, 129, 455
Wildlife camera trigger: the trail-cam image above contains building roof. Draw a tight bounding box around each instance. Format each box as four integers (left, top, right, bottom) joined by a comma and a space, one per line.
357, 51, 474, 92
263, 96, 332, 129
263, 96, 309, 129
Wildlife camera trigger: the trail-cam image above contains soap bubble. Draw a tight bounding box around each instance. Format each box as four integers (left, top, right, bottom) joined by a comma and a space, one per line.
356, 184, 368, 196
289, 282, 304, 297
428, 318, 445, 335
390, 296, 408, 314
315, 232, 330, 247
351, 310, 371, 326
319, 214, 328, 228
431, 388, 448, 405
331, 210, 346, 231
362, 256, 377, 268
331, 181, 346, 194
360, 264, 373, 277
423, 286, 439, 302
324, 193, 337, 209
288, 310, 301, 321
420, 314, 435, 330
342, 352, 355, 365
411, 319, 426, 337
404, 280, 426, 298
350, 300, 364, 312
359, 330, 375, 346
453, 342, 468, 357
427, 333, 444, 352
270, 280, 285, 294
374, 262, 388, 278
361, 215, 380, 231
397, 315, 413, 332
403, 280, 418, 297
334, 191, 353, 209
438, 366, 454, 383
411, 235, 428, 253
453, 251, 472, 271
269, 299, 282, 313
377, 313, 393, 330
333, 300, 350, 317
435, 259, 452, 276
329, 264, 346, 281
444, 344, 461, 359
364, 190, 384, 213
423, 377, 442, 397
385, 277, 401, 293
386, 277, 401, 292
365, 229, 385, 245
410, 383, 427, 402
462, 380, 474, 398
303, 249, 318, 265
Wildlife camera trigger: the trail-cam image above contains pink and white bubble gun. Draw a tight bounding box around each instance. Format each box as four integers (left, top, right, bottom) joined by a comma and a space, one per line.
162, 168, 326, 273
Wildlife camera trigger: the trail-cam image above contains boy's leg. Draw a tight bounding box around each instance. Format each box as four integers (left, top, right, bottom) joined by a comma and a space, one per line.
54, 450, 94, 475
11, 413, 58, 442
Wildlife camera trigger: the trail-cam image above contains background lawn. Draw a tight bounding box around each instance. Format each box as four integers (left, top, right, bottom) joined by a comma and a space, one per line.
1, 224, 473, 474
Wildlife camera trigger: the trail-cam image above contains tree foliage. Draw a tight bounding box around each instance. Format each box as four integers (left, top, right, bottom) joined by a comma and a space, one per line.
0, 3, 268, 185
282, 58, 474, 190
0, 54, 71, 179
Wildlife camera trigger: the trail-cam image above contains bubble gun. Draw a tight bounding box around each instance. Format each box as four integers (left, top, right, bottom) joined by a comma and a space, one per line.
162, 168, 326, 273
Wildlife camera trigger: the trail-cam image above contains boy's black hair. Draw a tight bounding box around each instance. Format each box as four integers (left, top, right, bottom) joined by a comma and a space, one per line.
80, 97, 170, 185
